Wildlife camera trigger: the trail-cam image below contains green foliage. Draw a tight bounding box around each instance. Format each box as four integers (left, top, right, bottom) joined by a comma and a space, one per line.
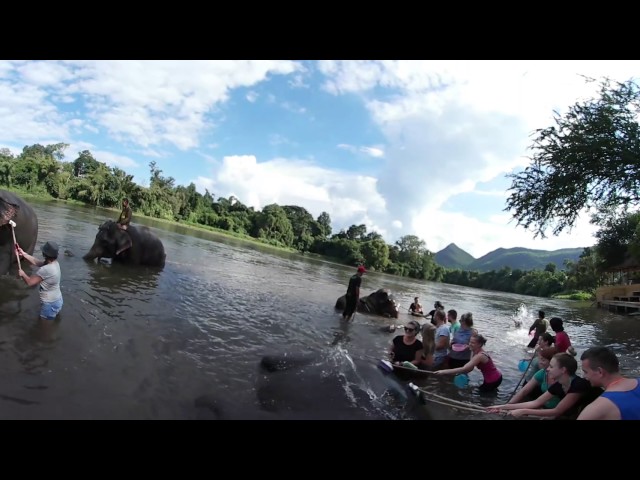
593, 210, 640, 269
2, 141, 610, 299
506, 77, 640, 237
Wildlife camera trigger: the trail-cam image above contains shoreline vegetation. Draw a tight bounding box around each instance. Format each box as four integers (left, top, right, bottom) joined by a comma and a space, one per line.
1, 143, 601, 301
9, 186, 595, 301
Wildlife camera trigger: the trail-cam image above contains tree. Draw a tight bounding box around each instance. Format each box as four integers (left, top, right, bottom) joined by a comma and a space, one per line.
316, 212, 332, 238
505, 77, 640, 238
73, 150, 100, 177
594, 211, 640, 268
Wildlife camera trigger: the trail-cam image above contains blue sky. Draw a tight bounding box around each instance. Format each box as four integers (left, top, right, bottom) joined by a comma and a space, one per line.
2, 60, 639, 258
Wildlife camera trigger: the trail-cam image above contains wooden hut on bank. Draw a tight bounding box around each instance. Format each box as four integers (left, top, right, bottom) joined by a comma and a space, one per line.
596, 254, 640, 314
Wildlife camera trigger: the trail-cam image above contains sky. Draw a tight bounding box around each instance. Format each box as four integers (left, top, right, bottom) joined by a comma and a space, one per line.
1, 60, 639, 258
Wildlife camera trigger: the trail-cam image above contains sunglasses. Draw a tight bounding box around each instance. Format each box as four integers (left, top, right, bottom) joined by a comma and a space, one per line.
404, 327, 416, 333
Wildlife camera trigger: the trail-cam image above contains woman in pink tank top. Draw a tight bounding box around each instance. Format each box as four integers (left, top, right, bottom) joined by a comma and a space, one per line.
435, 334, 503, 392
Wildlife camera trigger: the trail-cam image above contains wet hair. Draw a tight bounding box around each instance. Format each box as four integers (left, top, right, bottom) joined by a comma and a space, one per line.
421, 323, 436, 354
414, 297, 419, 302
538, 346, 558, 361
471, 333, 487, 346
460, 312, 474, 327
447, 309, 457, 320
433, 309, 446, 324
580, 347, 620, 374
539, 310, 545, 319
406, 320, 421, 332
552, 352, 577, 375
539, 332, 555, 345
434, 301, 444, 309
549, 317, 564, 332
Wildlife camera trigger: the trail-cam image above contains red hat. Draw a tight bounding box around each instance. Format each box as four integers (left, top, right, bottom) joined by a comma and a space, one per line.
357, 265, 366, 273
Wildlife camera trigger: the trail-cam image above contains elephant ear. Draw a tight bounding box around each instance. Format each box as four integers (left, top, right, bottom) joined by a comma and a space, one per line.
115, 230, 131, 253
0, 196, 18, 226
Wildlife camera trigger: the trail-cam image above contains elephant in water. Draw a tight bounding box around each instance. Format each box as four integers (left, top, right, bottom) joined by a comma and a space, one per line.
0, 190, 38, 276
194, 352, 432, 420
335, 288, 399, 319
83, 220, 166, 267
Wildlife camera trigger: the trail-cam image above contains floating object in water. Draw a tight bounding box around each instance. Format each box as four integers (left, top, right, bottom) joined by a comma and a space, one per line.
402, 361, 418, 370
378, 359, 394, 373
454, 374, 469, 388
518, 359, 529, 372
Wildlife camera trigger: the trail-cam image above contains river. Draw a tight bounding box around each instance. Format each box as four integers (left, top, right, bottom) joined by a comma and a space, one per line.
0, 200, 638, 419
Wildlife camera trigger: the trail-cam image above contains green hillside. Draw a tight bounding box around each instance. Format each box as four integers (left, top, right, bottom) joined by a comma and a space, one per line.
434, 243, 476, 269
466, 247, 585, 272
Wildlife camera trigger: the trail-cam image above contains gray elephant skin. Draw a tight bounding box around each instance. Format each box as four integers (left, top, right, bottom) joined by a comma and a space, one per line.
335, 288, 399, 318
0, 190, 38, 275
83, 220, 166, 267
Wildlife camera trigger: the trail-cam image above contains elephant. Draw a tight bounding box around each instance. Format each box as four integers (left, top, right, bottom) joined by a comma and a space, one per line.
335, 288, 399, 319
194, 352, 432, 420
0, 190, 38, 276
83, 220, 166, 267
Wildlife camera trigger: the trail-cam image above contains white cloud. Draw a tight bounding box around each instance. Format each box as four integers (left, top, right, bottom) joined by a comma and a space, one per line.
92, 150, 139, 169
3, 60, 301, 152
193, 155, 386, 227
412, 207, 598, 258
360, 146, 384, 158
315, 60, 640, 254
337, 143, 385, 158
288, 74, 310, 89
16, 61, 74, 86
246, 91, 258, 102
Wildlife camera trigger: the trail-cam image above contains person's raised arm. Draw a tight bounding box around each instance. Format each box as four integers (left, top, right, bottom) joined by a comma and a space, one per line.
16, 246, 44, 267
435, 354, 481, 376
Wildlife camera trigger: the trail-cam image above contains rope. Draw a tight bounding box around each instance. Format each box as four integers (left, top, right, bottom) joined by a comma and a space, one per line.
415, 387, 485, 409
506, 348, 538, 403
419, 395, 489, 414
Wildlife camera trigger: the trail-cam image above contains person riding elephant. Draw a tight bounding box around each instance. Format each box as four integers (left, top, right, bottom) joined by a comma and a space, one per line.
0, 189, 38, 276
335, 288, 399, 319
83, 220, 166, 267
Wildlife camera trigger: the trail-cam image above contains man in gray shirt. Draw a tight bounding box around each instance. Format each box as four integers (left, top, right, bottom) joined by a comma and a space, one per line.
17, 241, 63, 321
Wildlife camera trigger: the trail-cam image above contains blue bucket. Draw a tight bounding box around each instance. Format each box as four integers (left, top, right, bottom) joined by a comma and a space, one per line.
454, 374, 469, 388
518, 359, 529, 372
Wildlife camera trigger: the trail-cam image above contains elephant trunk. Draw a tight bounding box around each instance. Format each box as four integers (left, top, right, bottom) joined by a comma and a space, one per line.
83, 243, 103, 261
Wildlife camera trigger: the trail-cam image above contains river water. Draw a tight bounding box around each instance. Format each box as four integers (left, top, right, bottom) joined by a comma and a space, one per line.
1, 200, 638, 419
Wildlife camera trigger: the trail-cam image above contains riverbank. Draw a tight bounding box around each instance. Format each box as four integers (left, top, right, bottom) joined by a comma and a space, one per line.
3, 187, 302, 256
551, 291, 595, 301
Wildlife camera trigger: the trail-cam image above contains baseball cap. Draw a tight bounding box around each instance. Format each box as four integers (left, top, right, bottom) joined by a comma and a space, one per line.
357, 265, 366, 273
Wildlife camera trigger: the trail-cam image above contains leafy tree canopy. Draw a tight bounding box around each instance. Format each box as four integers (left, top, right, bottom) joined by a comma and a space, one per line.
506, 77, 640, 238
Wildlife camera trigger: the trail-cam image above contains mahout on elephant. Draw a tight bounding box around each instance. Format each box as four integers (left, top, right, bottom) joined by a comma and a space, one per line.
83, 220, 166, 267
0, 189, 38, 276
335, 288, 399, 319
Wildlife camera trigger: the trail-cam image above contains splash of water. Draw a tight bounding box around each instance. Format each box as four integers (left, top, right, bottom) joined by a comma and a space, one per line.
505, 303, 534, 347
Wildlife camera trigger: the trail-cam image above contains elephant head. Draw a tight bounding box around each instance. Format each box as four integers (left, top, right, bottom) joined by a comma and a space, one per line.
363, 289, 399, 319
0, 190, 38, 276
83, 220, 129, 262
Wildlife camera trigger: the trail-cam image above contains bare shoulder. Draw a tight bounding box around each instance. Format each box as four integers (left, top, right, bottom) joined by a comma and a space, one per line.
578, 396, 620, 420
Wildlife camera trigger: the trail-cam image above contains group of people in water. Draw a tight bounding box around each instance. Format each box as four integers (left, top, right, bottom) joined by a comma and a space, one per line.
392, 299, 504, 393
338, 264, 640, 421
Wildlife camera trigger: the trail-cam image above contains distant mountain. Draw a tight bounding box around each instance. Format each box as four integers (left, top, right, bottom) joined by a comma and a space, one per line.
434, 245, 585, 272
467, 247, 584, 272
434, 243, 476, 269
